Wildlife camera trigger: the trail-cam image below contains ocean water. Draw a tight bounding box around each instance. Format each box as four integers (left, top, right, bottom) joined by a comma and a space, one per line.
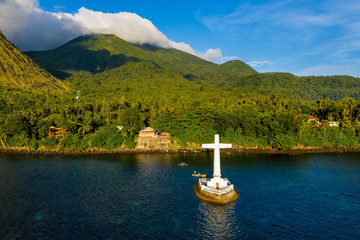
0, 152, 359, 239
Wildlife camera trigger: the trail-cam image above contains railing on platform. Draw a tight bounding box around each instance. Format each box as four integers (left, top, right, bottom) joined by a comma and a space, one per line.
198, 178, 234, 195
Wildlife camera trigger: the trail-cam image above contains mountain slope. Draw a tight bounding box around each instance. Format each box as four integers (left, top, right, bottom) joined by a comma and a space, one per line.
233, 72, 360, 101
0, 31, 69, 92
220, 60, 257, 74
26, 34, 256, 89
25, 34, 360, 101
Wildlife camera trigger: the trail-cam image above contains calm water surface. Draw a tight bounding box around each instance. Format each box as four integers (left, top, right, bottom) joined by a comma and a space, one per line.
0, 152, 360, 239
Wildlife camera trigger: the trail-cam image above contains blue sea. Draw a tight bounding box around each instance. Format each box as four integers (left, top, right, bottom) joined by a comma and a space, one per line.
0, 152, 360, 239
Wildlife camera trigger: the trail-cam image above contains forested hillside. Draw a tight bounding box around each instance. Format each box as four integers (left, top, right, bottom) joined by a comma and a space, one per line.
1, 86, 360, 152
1, 32, 360, 152
26, 34, 256, 90
26, 34, 360, 101
233, 73, 360, 101
0, 30, 69, 93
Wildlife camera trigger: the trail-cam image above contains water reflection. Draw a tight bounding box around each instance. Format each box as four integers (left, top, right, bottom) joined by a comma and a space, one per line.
196, 201, 243, 239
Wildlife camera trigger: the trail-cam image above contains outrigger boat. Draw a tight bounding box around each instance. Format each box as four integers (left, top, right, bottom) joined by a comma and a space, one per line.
192, 171, 207, 178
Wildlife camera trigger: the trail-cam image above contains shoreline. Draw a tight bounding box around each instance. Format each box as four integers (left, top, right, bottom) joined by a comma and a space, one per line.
1, 146, 360, 157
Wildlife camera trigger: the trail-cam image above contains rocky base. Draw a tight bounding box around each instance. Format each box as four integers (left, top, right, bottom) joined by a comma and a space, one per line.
1, 145, 360, 157
194, 182, 239, 204
0, 147, 176, 156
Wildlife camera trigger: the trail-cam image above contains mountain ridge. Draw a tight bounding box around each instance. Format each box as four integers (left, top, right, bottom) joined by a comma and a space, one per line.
0, 30, 69, 93
26, 34, 257, 89
23, 33, 360, 101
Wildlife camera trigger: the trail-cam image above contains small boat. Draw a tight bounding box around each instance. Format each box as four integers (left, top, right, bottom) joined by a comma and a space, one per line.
192, 171, 207, 177
178, 162, 188, 167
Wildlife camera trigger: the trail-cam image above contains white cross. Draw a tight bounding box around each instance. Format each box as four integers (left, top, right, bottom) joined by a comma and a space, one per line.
202, 134, 232, 178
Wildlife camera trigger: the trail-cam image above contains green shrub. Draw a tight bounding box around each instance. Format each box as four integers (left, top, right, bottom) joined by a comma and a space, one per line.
7, 135, 23, 147
91, 126, 124, 149
60, 133, 88, 150
28, 138, 38, 150
270, 134, 296, 150
105, 134, 124, 149
5, 113, 30, 137
41, 136, 59, 149
123, 135, 136, 149
91, 131, 108, 148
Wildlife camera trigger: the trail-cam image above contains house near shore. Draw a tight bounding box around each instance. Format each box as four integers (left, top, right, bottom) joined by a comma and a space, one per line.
137, 127, 169, 150
139, 127, 155, 137
295, 115, 339, 128
48, 126, 64, 137
295, 114, 321, 127
295, 114, 319, 122
328, 121, 339, 127
320, 120, 339, 127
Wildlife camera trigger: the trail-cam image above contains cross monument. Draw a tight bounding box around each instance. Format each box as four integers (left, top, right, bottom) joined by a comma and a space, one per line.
202, 134, 232, 188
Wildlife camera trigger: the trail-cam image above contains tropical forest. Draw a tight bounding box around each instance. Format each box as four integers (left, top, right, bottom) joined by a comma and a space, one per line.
2, 31, 360, 152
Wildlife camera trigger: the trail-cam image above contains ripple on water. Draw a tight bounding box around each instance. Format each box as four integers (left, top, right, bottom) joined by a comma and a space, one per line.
0, 153, 360, 239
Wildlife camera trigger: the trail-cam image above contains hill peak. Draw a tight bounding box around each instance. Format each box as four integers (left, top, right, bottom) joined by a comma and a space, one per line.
220, 60, 257, 74
26, 33, 258, 89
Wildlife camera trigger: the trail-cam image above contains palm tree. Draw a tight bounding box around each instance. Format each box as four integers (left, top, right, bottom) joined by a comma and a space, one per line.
339, 117, 351, 140
77, 113, 93, 135
321, 120, 330, 142
0, 126, 8, 148
296, 115, 310, 146
78, 123, 92, 135
352, 119, 360, 137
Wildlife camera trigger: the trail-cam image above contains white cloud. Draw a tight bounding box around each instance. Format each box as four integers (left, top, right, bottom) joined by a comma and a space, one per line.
199, 48, 223, 63
221, 56, 239, 62
0, 0, 226, 63
61, 8, 172, 49
201, 0, 360, 50
53, 5, 66, 12
199, 0, 360, 77
202, 0, 358, 33
0, 0, 84, 51
247, 61, 273, 68
168, 41, 195, 54
295, 64, 360, 77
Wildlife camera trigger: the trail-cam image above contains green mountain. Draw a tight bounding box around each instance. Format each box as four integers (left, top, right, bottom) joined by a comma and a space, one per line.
233, 72, 360, 101
0, 31, 69, 93
25, 33, 360, 101
220, 60, 257, 74
3, 33, 360, 152
26, 34, 256, 90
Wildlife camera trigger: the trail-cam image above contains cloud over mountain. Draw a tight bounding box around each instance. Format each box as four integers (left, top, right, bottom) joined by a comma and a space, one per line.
0, 0, 223, 63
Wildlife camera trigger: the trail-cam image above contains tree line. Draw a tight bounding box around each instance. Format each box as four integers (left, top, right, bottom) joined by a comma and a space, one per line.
1, 85, 360, 151
231, 73, 360, 101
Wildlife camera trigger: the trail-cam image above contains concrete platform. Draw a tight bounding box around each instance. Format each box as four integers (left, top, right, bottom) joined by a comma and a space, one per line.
194, 182, 239, 204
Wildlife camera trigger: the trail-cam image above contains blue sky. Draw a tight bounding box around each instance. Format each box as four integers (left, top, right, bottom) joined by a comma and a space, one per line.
1, 0, 360, 77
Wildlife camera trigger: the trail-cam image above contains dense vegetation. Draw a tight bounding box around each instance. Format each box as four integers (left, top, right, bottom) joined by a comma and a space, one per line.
26, 34, 360, 101
26, 34, 256, 90
2, 33, 360, 152
233, 73, 360, 101
1, 85, 360, 151
0, 31, 68, 93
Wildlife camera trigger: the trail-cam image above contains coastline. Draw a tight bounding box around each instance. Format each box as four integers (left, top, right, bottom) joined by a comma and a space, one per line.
1, 146, 360, 157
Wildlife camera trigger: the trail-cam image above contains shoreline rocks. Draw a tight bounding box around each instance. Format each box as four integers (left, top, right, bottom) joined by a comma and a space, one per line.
1, 146, 360, 157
